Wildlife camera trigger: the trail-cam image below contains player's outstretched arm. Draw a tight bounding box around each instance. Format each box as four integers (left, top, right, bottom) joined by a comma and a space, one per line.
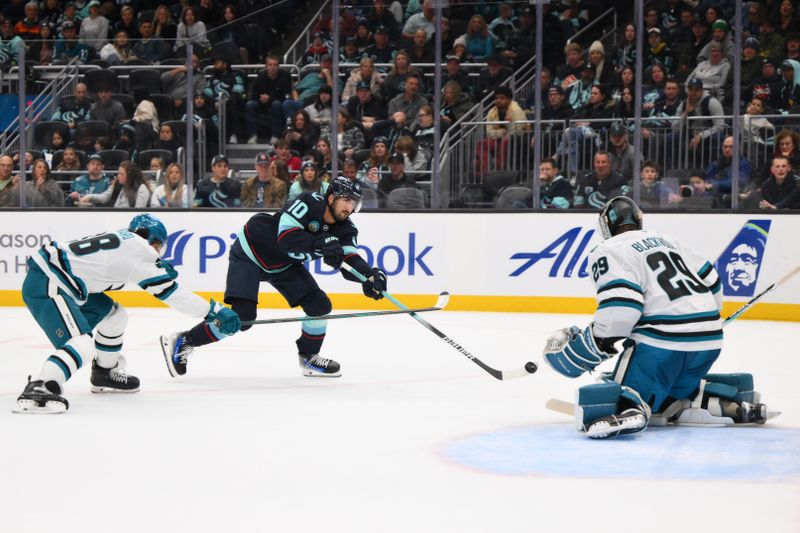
132, 256, 237, 328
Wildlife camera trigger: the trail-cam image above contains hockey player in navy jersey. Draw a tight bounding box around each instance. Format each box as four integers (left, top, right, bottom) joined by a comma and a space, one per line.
15, 214, 241, 414
160, 176, 387, 378
543, 196, 774, 439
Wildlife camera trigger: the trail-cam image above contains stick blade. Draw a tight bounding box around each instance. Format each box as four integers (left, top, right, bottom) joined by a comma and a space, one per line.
434, 291, 450, 310
545, 398, 574, 416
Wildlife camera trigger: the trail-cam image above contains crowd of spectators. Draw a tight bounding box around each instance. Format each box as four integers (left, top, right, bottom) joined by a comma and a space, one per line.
468, 0, 800, 210
2, 1, 800, 209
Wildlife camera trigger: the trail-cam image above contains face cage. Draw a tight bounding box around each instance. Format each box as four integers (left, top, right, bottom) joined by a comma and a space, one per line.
598, 215, 613, 241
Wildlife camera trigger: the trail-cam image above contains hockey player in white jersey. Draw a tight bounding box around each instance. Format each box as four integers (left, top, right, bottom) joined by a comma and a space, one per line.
543, 196, 773, 438
14, 214, 241, 414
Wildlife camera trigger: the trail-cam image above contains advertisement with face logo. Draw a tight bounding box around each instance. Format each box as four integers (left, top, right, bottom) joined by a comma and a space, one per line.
714, 220, 770, 297
0, 213, 798, 320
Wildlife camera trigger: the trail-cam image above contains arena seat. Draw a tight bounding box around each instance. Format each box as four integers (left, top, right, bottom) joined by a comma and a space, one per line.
111, 93, 136, 118
493, 186, 533, 208
84, 69, 119, 93
148, 94, 175, 121
130, 69, 163, 94
96, 149, 131, 168
353, 149, 371, 166
386, 187, 426, 209
33, 121, 70, 149
484, 170, 520, 196
51, 149, 88, 170
358, 187, 378, 209
137, 149, 173, 169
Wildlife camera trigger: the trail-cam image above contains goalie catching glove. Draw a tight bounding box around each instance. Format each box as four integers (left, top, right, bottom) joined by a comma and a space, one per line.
543, 324, 613, 378
314, 233, 344, 269
206, 299, 241, 336
361, 267, 387, 300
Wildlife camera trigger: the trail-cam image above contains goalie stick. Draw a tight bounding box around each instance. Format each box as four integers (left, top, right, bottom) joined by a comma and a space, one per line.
241, 292, 450, 326
545, 263, 800, 416
340, 263, 538, 381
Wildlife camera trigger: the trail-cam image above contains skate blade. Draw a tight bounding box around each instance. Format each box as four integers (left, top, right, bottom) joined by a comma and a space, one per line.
301, 370, 342, 378
90, 386, 140, 394
12, 399, 67, 414
160, 336, 179, 378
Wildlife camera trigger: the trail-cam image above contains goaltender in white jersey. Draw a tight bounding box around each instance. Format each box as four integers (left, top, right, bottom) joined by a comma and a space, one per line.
589, 226, 723, 352
15, 214, 241, 414
543, 197, 775, 439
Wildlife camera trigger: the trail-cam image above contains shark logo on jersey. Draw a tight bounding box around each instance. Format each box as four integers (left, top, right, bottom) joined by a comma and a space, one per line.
162, 230, 194, 266
714, 220, 770, 297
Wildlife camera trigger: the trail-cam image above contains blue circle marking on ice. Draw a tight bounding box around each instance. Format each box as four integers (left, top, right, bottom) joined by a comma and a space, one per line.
442, 425, 800, 481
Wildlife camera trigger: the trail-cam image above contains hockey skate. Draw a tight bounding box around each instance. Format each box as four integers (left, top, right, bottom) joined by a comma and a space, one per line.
160, 332, 192, 377
736, 402, 777, 424
299, 354, 341, 377
585, 408, 647, 439
90, 359, 140, 393
13, 377, 69, 414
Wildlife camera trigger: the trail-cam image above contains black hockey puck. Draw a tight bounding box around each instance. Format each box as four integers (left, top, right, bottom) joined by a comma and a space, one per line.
525, 362, 538, 374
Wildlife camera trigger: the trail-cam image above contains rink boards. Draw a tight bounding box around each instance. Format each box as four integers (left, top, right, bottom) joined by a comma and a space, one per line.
0, 210, 798, 321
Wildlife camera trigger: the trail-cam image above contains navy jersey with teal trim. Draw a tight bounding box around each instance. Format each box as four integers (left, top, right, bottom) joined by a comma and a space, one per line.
588, 229, 723, 351
30, 229, 209, 318
236, 192, 372, 277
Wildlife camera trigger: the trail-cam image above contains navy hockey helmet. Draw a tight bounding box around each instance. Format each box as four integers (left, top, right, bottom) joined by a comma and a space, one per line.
328, 176, 363, 213
129, 213, 169, 248
598, 196, 642, 240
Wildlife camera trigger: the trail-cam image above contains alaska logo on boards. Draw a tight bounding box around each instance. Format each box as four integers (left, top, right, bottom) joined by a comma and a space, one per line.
509, 220, 771, 297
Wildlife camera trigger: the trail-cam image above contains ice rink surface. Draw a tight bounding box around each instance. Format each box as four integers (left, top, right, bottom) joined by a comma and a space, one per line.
0, 306, 798, 533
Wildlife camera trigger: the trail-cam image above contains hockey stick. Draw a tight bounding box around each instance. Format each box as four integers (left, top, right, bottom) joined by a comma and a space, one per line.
241, 292, 449, 326
723, 263, 800, 324
340, 262, 538, 381
546, 264, 800, 416
545, 398, 574, 416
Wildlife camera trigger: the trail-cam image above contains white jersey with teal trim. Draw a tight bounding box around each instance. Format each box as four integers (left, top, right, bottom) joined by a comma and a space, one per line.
31, 229, 209, 318
588, 229, 723, 351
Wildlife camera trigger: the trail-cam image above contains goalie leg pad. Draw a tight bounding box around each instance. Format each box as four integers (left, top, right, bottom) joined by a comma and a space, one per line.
577, 381, 652, 437
576, 381, 622, 432
663, 377, 766, 426
704, 373, 758, 403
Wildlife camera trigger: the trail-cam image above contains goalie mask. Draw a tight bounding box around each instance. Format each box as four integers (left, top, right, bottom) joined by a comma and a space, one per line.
598, 196, 642, 240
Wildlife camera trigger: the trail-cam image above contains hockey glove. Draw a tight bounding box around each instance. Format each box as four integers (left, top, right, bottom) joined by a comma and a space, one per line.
543, 324, 612, 378
206, 299, 241, 336
314, 233, 343, 269
157, 258, 178, 280
361, 267, 387, 300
